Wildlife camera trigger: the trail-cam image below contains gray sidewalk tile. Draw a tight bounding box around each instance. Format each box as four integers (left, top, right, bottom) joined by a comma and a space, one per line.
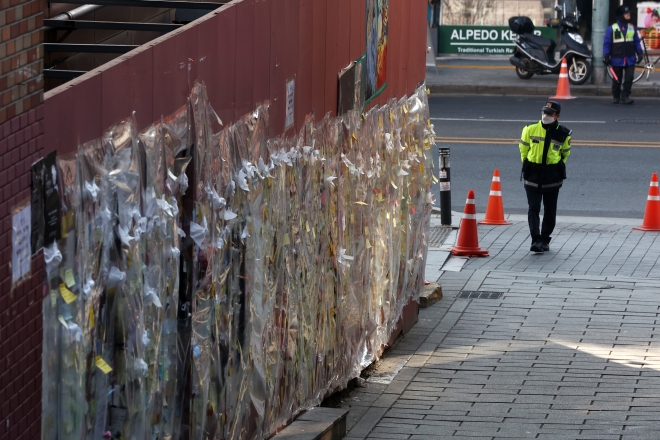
341, 216, 660, 439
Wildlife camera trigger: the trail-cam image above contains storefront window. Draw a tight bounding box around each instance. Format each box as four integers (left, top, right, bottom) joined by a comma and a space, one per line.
440, 0, 557, 26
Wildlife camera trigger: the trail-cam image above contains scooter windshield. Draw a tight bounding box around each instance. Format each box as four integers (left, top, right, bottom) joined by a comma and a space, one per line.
561, 0, 579, 20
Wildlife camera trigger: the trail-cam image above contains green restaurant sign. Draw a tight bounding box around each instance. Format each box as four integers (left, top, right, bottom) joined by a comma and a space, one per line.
437, 25, 556, 55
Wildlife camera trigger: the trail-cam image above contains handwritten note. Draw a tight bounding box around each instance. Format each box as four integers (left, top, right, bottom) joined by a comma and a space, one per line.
95, 356, 113, 374
11, 204, 31, 286
64, 269, 75, 288
60, 283, 77, 304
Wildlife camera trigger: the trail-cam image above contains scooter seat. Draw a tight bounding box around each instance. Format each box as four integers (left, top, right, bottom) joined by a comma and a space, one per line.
522, 33, 556, 51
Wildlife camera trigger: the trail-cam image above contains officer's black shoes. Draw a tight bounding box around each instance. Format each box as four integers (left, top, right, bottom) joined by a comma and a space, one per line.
621, 95, 634, 105
613, 96, 620, 104
530, 241, 544, 253
541, 243, 550, 252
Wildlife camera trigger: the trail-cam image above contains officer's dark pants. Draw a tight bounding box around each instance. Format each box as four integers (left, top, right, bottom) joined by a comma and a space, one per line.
525, 186, 560, 244
611, 65, 636, 97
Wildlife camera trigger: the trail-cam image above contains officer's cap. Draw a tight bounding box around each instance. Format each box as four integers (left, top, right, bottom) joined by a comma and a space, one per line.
541, 100, 561, 114
615, 5, 630, 16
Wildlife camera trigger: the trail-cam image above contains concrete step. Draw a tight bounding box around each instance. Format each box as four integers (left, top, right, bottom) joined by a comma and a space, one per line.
273, 407, 348, 440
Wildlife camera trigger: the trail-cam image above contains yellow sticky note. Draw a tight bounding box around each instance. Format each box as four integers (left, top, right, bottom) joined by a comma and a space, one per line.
283, 233, 290, 246
420, 163, 425, 173
95, 356, 113, 374
60, 283, 77, 304
89, 307, 95, 328
366, 239, 372, 249
378, 193, 384, 202
394, 218, 397, 227
424, 139, 431, 150
432, 175, 439, 184
403, 104, 409, 114
391, 181, 398, 190
306, 221, 310, 232
355, 201, 367, 205
312, 228, 316, 238
64, 269, 75, 288
365, 227, 369, 235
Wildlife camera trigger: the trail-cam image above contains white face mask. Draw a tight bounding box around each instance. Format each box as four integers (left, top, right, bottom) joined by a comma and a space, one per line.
541, 113, 556, 124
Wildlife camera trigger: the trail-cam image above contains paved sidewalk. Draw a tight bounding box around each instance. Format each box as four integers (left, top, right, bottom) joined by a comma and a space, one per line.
339, 213, 660, 439
426, 58, 660, 96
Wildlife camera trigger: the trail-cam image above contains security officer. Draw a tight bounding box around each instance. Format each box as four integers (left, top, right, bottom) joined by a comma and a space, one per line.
519, 101, 571, 253
603, 5, 644, 104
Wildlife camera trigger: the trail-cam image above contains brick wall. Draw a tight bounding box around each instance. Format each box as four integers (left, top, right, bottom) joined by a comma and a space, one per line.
0, 106, 45, 439
1, 0, 45, 435
1, 0, 44, 124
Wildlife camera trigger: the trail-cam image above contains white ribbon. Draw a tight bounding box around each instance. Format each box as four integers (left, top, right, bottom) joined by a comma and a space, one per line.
237, 169, 250, 192
221, 209, 238, 221
107, 266, 126, 288
189, 218, 208, 247
84, 181, 100, 201
43, 242, 63, 276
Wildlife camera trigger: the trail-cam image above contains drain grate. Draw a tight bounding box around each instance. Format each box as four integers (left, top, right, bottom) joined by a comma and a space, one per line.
615, 119, 660, 125
458, 291, 503, 299
428, 226, 452, 247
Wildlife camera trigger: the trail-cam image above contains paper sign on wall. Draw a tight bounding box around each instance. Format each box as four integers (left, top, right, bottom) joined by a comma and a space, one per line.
11, 201, 31, 287
31, 157, 45, 254
285, 76, 295, 131
43, 151, 61, 246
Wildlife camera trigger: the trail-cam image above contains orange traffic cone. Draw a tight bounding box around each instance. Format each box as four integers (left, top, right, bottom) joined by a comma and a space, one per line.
634, 173, 660, 231
550, 58, 576, 100
480, 169, 512, 225
451, 190, 489, 257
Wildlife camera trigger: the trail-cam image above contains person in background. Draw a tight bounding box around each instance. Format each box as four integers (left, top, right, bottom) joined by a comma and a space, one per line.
603, 5, 644, 104
519, 101, 572, 254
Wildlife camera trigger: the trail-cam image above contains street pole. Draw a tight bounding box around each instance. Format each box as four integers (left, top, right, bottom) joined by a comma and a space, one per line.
591, 0, 609, 84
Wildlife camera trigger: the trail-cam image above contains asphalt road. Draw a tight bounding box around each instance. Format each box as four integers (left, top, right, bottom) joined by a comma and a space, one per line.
429, 95, 660, 218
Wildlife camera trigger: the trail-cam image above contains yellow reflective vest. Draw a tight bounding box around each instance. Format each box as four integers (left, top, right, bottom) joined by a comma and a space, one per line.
519, 121, 571, 165
611, 23, 636, 59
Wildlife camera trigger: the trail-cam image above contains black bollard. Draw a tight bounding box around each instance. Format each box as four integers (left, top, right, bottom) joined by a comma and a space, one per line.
438, 147, 452, 226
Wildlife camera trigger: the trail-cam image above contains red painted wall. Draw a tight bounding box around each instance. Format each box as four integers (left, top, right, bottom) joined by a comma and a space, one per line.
29, 0, 425, 436
43, 0, 426, 154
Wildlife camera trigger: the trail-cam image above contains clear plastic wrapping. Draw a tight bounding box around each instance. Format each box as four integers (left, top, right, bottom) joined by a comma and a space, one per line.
43, 82, 434, 440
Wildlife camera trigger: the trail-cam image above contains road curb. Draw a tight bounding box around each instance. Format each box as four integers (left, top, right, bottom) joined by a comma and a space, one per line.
428, 83, 660, 96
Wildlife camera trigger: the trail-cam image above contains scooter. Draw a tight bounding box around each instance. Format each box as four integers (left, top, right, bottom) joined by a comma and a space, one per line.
509, 0, 592, 85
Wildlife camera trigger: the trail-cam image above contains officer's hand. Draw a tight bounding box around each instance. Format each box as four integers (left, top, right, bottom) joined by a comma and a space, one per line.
636, 52, 644, 64
603, 55, 610, 65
